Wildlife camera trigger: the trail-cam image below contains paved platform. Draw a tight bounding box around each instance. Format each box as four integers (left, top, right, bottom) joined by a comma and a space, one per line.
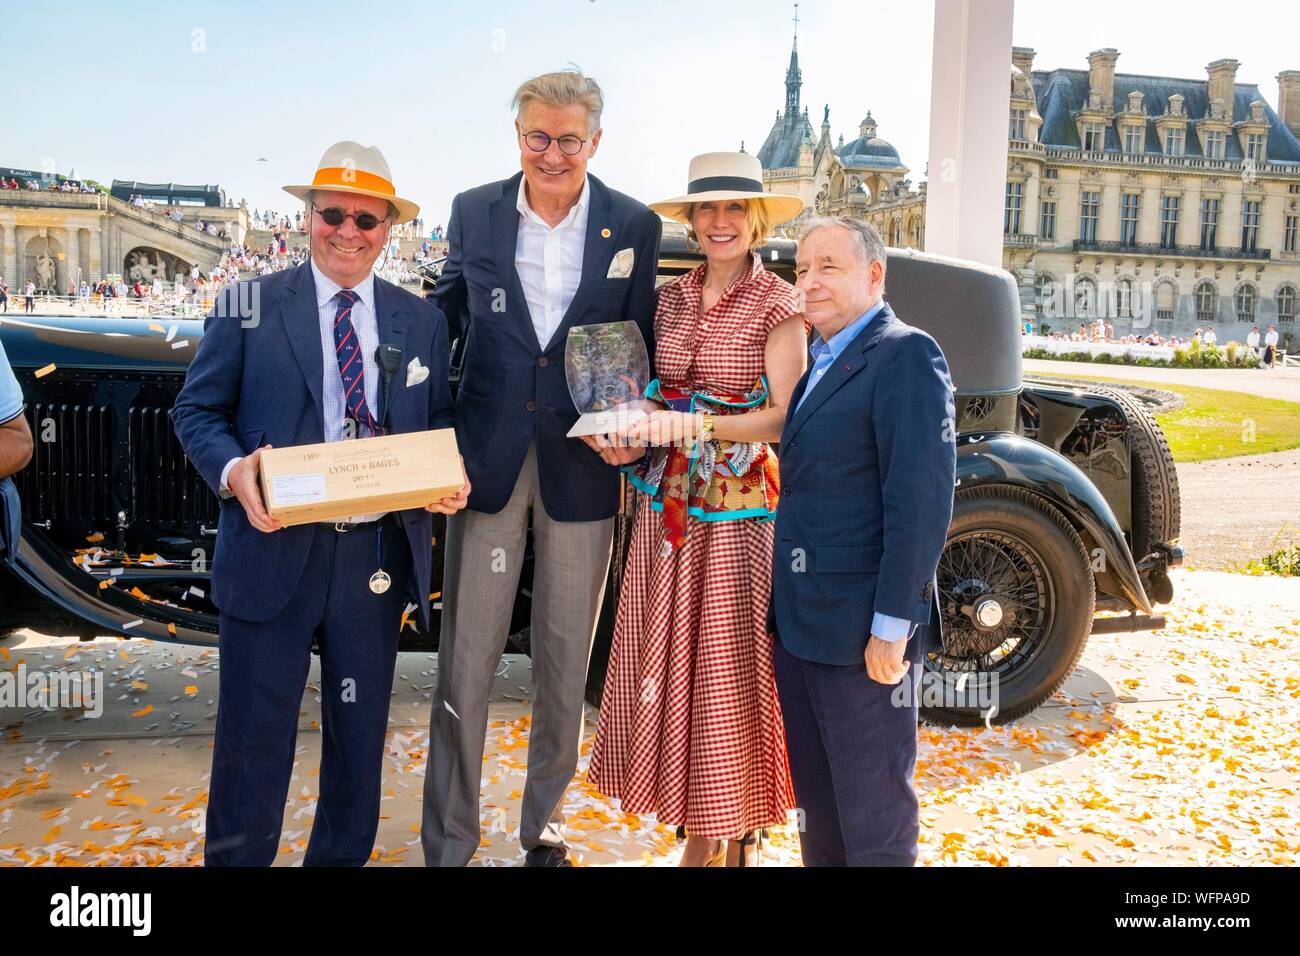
2, 569, 1296, 866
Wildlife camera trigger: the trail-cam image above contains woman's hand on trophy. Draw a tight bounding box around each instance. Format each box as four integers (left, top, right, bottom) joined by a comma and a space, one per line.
621, 410, 702, 447
426, 456, 471, 514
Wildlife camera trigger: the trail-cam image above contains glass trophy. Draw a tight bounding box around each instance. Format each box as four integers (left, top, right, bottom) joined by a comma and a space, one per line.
564, 321, 653, 438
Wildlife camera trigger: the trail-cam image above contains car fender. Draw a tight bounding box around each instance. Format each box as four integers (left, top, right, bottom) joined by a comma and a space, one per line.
9, 528, 217, 645
955, 431, 1152, 615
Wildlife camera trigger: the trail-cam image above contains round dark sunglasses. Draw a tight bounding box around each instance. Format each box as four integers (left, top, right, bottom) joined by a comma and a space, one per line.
520, 129, 587, 156
313, 203, 385, 231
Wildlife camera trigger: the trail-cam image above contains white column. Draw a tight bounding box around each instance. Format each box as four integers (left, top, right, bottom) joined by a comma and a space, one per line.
89, 226, 103, 279
11, 225, 23, 286
924, 0, 1015, 267
63, 226, 77, 292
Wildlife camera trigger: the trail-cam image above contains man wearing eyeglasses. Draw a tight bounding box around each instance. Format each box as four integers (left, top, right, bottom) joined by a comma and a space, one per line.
421, 69, 661, 867
173, 141, 468, 866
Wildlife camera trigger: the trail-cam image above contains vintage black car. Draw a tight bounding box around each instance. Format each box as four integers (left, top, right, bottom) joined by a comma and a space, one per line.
0, 237, 1182, 724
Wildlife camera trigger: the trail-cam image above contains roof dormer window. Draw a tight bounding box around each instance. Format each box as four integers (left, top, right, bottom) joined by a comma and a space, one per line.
1083, 122, 1106, 153
1010, 108, 1027, 139
1123, 125, 1144, 154
1164, 127, 1185, 157
1204, 129, 1225, 160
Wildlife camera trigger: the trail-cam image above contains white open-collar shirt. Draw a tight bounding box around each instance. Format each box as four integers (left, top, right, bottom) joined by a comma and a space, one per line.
514, 175, 590, 349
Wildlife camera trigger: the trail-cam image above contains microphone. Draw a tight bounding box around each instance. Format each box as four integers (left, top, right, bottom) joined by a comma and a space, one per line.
374, 344, 403, 431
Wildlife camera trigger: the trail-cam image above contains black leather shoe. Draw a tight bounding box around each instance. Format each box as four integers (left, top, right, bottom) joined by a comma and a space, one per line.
524, 846, 572, 867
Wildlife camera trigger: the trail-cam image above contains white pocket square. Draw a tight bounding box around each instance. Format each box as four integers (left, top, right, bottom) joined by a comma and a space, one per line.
406, 357, 429, 387
606, 247, 635, 279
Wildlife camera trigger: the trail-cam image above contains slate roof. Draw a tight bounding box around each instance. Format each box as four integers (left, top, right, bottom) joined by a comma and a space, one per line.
1031, 68, 1300, 163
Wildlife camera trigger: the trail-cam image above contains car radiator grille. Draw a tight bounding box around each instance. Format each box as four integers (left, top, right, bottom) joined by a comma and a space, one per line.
127, 405, 218, 524
17, 403, 218, 526
18, 403, 113, 522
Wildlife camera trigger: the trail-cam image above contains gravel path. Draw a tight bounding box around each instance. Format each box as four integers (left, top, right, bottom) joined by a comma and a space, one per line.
1024, 358, 1300, 403
1177, 448, 1300, 569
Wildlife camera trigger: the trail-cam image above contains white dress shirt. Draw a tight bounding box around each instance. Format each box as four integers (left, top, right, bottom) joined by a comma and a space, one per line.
220, 261, 386, 523
514, 176, 589, 349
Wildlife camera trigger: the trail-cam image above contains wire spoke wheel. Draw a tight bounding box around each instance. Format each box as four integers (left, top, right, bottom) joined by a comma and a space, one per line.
921, 487, 1095, 726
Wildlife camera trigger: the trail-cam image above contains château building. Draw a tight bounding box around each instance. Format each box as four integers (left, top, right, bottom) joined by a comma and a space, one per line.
756, 36, 1300, 342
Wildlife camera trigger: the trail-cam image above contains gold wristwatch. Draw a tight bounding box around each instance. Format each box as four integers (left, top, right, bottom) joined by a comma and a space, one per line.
697, 413, 715, 442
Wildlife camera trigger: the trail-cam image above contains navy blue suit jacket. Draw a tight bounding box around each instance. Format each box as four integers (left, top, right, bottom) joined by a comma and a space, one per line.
171, 263, 454, 628
771, 303, 956, 666
433, 172, 661, 521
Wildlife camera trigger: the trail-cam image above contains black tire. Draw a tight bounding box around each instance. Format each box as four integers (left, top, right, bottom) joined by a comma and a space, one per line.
1086, 384, 1181, 560
923, 486, 1095, 726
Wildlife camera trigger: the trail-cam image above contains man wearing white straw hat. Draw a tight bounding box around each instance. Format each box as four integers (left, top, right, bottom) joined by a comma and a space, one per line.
421, 69, 661, 867
173, 140, 469, 866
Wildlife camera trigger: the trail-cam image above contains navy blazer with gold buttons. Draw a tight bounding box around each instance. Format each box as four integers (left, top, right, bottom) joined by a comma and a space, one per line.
432, 172, 661, 521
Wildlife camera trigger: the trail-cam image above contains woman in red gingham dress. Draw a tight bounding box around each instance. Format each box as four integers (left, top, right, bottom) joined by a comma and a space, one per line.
586, 153, 807, 867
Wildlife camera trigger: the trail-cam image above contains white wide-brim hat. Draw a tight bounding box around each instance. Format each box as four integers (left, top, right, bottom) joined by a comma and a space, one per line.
649, 151, 805, 226
284, 140, 419, 224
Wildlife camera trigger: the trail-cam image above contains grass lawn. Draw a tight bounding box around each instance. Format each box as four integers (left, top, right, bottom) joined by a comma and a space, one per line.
1028, 373, 1300, 463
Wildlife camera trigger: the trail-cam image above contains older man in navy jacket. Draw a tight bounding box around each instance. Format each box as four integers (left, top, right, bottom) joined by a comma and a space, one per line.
421, 70, 660, 867
771, 218, 956, 866
173, 142, 467, 866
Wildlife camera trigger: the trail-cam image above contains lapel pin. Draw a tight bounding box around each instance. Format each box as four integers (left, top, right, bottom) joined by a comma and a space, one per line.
601, 227, 611, 238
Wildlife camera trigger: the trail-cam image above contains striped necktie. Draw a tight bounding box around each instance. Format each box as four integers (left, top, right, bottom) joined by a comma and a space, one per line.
331, 289, 379, 436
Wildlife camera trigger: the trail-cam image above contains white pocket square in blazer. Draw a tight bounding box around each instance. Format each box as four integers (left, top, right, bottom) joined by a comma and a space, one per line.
606, 247, 635, 279
406, 356, 429, 387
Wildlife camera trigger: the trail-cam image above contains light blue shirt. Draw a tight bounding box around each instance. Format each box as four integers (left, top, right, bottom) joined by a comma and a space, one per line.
309, 260, 380, 444
796, 301, 913, 644
796, 301, 885, 411
0, 340, 22, 426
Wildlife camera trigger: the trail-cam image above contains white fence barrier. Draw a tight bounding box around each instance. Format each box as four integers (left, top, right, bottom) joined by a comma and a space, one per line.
1022, 335, 1175, 362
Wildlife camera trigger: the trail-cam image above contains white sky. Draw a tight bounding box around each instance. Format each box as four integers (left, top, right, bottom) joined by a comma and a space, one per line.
5, 0, 1298, 229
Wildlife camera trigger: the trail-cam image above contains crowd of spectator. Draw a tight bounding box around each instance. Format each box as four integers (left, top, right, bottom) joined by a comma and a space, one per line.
1023, 316, 1284, 366
0, 176, 97, 192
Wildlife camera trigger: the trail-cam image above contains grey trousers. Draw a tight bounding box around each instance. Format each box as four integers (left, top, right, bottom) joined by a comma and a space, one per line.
421, 442, 614, 866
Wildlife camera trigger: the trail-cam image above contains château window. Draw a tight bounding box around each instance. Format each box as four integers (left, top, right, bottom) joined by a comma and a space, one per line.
1117, 278, 1135, 319
1075, 276, 1098, 318
1009, 109, 1027, 139
1039, 201, 1057, 240
1234, 284, 1257, 322
1195, 280, 1219, 322
1165, 127, 1185, 156
1159, 195, 1180, 248
1156, 282, 1177, 326
1204, 130, 1225, 160
1083, 123, 1106, 153
1245, 134, 1266, 163
1123, 125, 1144, 154
1079, 191, 1100, 243
1278, 285, 1296, 324
1120, 194, 1140, 246
1004, 182, 1024, 234
1284, 215, 1298, 253
1200, 197, 1220, 251
1241, 200, 1261, 253
1044, 168, 1059, 179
